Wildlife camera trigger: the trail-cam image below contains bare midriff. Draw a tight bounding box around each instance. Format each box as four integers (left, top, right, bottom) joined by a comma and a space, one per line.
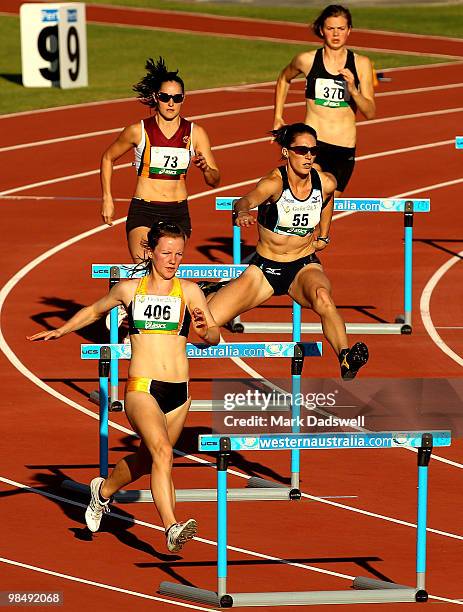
304, 99, 356, 148
256, 225, 317, 261
134, 175, 188, 203
128, 334, 189, 381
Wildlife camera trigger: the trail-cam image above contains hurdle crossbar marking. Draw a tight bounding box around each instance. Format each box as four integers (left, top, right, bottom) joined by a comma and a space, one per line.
160, 431, 450, 607
216, 197, 430, 335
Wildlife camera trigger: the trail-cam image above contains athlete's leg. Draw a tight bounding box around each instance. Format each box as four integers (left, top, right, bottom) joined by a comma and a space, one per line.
127, 226, 150, 263
100, 396, 190, 510
289, 264, 348, 354
115, 391, 177, 528
207, 265, 274, 327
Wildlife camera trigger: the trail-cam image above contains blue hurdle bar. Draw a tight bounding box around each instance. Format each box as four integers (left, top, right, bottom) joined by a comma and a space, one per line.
455, 136, 463, 149
216, 197, 431, 335
160, 430, 451, 607
67, 341, 323, 503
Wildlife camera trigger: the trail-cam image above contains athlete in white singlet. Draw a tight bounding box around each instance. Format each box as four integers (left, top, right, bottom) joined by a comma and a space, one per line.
206, 123, 369, 380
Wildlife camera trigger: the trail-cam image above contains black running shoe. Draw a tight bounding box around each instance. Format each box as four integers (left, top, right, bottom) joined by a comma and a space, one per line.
339, 342, 369, 380
197, 280, 229, 297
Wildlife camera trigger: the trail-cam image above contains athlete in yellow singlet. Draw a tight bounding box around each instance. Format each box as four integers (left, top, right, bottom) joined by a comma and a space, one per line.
28, 222, 219, 553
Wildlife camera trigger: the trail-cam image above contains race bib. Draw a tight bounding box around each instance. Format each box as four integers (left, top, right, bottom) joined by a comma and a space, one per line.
275, 199, 321, 237
133, 294, 181, 331
149, 146, 190, 176
314, 77, 350, 108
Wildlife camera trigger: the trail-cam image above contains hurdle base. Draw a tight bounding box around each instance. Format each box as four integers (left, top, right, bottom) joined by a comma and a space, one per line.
239, 322, 409, 335
61, 482, 293, 502
115, 487, 294, 502
159, 582, 419, 607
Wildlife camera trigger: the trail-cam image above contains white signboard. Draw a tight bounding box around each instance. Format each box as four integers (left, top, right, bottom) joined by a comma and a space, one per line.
20, 3, 88, 88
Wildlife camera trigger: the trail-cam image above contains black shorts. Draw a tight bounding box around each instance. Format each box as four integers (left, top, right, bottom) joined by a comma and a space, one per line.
126, 377, 189, 414
250, 252, 321, 296
126, 198, 192, 237
316, 141, 356, 193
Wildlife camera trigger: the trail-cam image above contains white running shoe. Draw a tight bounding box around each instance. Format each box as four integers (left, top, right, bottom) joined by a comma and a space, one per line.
105, 305, 127, 331
165, 519, 197, 552
85, 477, 111, 532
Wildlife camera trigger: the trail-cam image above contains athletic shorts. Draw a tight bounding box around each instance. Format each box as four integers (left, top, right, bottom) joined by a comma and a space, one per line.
125, 377, 189, 414
126, 198, 192, 237
316, 141, 356, 193
249, 252, 321, 296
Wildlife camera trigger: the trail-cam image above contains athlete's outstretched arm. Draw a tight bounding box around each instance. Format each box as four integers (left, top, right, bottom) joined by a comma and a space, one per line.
313, 172, 337, 252
233, 172, 282, 227
273, 52, 312, 130
339, 54, 376, 120
191, 125, 220, 188
183, 282, 220, 345
27, 283, 127, 341
100, 123, 141, 225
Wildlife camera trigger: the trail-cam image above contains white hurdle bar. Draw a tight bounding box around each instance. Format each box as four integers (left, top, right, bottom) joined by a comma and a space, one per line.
216, 197, 431, 335
160, 430, 451, 607
62, 341, 322, 503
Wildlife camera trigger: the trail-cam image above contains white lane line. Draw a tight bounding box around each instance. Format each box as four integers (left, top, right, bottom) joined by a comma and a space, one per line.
0, 135, 458, 197
0, 476, 355, 582
421, 252, 463, 366
86, 20, 463, 60
3, 473, 463, 602
0, 558, 214, 611
2, 83, 463, 152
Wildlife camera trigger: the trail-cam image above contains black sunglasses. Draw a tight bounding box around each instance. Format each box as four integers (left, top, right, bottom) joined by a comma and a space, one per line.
157, 91, 184, 103
287, 145, 319, 156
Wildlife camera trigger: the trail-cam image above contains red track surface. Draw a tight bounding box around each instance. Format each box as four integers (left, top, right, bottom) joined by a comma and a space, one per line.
1, 9, 463, 612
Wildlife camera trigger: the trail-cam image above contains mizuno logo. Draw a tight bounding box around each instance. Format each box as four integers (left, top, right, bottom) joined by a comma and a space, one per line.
266, 268, 282, 275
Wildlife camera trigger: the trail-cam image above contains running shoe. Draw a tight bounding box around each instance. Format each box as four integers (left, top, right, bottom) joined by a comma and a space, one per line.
105, 305, 127, 330
85, 477, 111, 532
197, 280, 229, 297
165, 519, 197, 552
339, 342, 369, 380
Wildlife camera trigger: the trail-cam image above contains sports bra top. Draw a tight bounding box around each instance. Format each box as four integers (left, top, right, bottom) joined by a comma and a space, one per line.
257, 166, 325, 237
305, 48, 360, 112
134, 116, 194, 181
127, 275, 191, 336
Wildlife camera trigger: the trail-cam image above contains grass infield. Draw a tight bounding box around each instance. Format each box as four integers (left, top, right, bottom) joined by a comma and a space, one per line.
0, 5, 459, 115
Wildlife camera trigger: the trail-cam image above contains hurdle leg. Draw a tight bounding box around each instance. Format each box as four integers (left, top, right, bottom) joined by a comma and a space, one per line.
109, 266, 123, 409
291, 302, 303, 490
159, 438, 232, 607
98, 347, 111, 478
402, 201, 413, 334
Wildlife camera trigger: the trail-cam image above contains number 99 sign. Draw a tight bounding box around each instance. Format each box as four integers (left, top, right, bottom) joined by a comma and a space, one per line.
20, 3, 88, 89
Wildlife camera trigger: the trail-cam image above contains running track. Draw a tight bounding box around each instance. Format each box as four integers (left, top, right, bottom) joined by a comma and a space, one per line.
1, 9, 463, 611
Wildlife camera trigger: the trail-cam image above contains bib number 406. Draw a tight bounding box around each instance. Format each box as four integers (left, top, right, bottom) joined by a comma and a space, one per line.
144, 304, 171, 320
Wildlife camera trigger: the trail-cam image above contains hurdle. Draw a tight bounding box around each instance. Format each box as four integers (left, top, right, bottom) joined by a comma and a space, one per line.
91, 264, 247, 411
160, 430, 451, 607
63, 340, 322, 503
216, 197, 431, 335
456, 136, 463, 149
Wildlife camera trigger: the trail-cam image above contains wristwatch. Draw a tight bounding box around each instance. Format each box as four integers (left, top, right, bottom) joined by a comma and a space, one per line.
317, 236, 330, 244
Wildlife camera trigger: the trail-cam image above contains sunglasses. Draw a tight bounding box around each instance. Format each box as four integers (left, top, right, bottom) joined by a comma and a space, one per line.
157, 91, 184, 103
287, 145, 319, 156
